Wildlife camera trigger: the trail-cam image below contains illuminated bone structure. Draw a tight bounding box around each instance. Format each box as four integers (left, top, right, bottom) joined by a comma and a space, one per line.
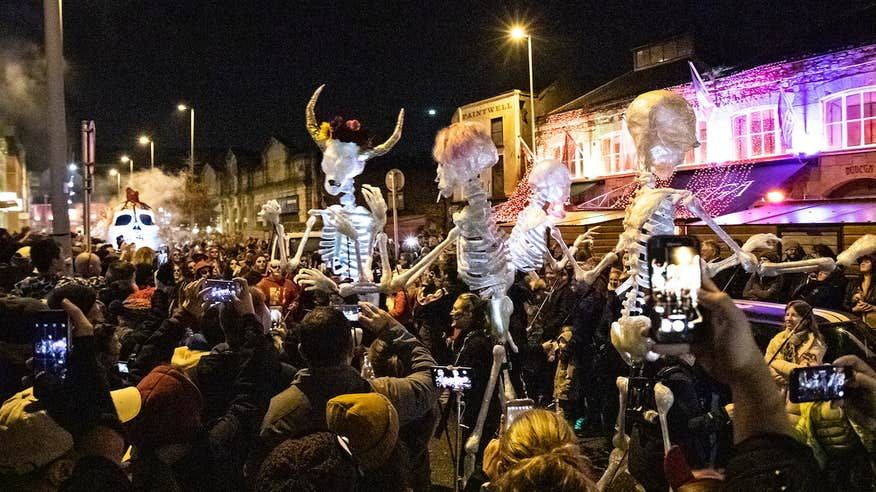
106, 188, 161, 250
292, 86, 401, 297
259, 200, 288, 265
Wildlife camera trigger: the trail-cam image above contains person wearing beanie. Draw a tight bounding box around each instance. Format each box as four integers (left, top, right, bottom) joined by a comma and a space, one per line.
127, 279, 274, 492
742, 250, 786, 303
255, 432, 359, 492
326, 392, 400, 471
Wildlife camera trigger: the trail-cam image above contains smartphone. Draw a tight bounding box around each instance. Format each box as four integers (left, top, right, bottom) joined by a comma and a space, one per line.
789, 365, 851, 403
117, 361, 129, 374
339, 304, 360, 323
205, 279, 239, 303
505, 398, 535, 430
31, 310, 71, 379
430, 366, 473, 391
648, 235, 704, 343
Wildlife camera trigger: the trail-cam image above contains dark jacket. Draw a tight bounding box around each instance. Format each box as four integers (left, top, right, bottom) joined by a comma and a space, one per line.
127, 308, 196, 383
453, 328, 500, 457
743, 274, 785, 303
791, 272, 848, 310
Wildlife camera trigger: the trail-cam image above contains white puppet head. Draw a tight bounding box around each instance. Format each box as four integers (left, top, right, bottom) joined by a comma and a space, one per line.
259, 200, 282, 227
305, 85, 404, 197
432, 121, 498, 198
527, 158, 571, 218
107, 187, 161, 250
626, 90, 699, 181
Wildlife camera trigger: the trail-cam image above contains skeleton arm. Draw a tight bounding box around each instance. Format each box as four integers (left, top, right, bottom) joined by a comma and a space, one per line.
289, 211, 322, 271
550, 227, 618, 285
556, 227, 600, 270
682, 193, 758, 272
381, 228, 460, 293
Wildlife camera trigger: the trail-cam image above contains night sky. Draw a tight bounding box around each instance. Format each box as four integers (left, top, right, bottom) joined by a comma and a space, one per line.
1, 0, 871, 171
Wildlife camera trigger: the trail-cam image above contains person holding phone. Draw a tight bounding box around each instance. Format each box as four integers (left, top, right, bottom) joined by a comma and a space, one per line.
764, 300, 826, 394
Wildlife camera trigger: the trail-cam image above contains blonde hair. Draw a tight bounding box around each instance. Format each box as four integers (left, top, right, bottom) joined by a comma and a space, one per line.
495, 409, 596, 491
132, 246, 156, 267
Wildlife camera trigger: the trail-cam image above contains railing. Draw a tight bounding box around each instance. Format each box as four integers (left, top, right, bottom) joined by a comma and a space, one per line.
575, 181, 638, 210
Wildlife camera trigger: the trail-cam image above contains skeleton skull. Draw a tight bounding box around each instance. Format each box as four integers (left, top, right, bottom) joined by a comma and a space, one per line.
107, 207, 161, 250
626, 90, 699, 180
527, 158, 571, 218
259, 200, 282, 226
432, 121, 499, 198
269, 259, 283, 279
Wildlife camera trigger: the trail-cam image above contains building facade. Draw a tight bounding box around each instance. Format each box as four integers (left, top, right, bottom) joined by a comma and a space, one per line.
0, 131, 29, 231
202, 138, 321, 237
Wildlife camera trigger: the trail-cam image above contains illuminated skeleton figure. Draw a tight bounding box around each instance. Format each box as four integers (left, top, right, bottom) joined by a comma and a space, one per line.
259, 200, 288, 265
598, 90, 838, 490
106, 187, 161, 250
292, 85, 401, 298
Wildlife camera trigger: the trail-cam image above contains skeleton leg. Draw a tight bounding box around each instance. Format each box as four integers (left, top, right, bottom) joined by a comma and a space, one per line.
653, 382, 675, 456
463, 344, 506, 487
488, 290, 518, 355
759, 257, 836, 277
597, 376, 630, 491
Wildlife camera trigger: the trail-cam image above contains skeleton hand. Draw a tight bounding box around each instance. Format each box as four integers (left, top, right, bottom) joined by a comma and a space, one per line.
294, 267, 339, 294
574, 251, 617, 285
738, 251, 759, 273
574, 227, 600, 248
338, 281, 380, 298
362, 184, 388, 232
742, 233, 781, 253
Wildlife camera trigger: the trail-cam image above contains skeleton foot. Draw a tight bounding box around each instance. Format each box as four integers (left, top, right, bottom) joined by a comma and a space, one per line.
294, 268, 339, 294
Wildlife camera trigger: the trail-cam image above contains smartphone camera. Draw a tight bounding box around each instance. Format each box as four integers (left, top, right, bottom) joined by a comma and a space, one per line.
339, 304, 360, 323
117, 361, 130, 374
789, 365, 850, 403
505, 398, 535, 430
205, 279, 239, 303
648, 235, 704, 343
430, 366, 473, 391
31, 310, 71, 379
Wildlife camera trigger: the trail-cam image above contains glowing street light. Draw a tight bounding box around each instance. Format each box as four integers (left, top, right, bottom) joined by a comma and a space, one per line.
177, 103, 195, 174
138, 135, 155, 169
509, 24, 538, 158
427, 108, 437, 117
120, 155, 134, 184
766, 190, 786, 203
108, 168, 121, 195
67, 163, 78, 172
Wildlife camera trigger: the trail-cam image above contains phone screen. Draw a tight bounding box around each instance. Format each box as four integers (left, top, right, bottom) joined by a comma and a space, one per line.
648, 235, 703, 343
31, 310, 71, 379
505, 398, 535, 430
117, 361, 130, 374
339, 304, 360, 322
205, 279, 239, 303
430, 366, 473, 391
789, 365, 850, 403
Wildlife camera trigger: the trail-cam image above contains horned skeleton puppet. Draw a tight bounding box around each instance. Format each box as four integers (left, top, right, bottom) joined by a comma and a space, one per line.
292, 85, 401, 300
597, 90, 857, 489
258, 200, 288, 265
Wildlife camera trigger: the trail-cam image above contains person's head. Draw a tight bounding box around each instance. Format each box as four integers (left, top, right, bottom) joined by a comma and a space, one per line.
155, 261, 175, 288
134, 263, 155, 289
104, 261, 135, 286
700, 240, 720, 262
255, 432, 358, 492
47, 284, 100, 323
93, 323, 121, 370
785, 300, 819, 337
326, 393, 399, 471
193, 260, 212, 279
73, 253, 101, 278
450, 293, 487, 334
30, 238, 63, 275
131, 246, 155, 267
126, 365, 203, 450
298, 307, 353, 368
170, 249, 183, 265
811, 244, 837, 260
859, 255, 873, 275
268, 259, 283, 280
207, 246, 220, 259
782, 240, 804, 261
255, 255, 268, 273
608, 267, 622, 291
493, 409, 595, 491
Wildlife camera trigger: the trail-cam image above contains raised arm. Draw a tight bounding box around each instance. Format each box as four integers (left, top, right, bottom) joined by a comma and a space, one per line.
382, 227, 460, 293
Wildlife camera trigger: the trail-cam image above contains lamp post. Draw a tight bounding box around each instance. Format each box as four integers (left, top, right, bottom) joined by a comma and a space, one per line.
138, 135, 154, 169
108, 169, 121, 195
510, 25, 538, 158
177, 104, 195, 174
120, 155, 133, 184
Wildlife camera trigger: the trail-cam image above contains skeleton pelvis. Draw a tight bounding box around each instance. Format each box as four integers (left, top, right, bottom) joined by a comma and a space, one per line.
611, 315, 653, 366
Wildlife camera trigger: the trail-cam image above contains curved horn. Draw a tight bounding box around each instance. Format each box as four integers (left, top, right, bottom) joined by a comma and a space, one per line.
361, 108, 404, 160
306, 85, 327, 150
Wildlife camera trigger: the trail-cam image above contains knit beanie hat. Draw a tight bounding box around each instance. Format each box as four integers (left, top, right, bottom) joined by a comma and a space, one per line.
256, 431, 359, 492
127, 365, 203, 449
325, 392, 399, 471
0, 388, 74, 475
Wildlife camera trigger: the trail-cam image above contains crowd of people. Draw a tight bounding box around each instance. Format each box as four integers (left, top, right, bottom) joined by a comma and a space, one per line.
0, 226, 874, 491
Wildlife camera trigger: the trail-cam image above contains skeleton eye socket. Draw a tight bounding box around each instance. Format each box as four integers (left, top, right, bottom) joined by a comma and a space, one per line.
139, 214, 154, 225
114, 214, 132, 226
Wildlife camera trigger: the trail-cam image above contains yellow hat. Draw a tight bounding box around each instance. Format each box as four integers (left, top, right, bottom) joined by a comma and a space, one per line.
0, 388, 74, 475
326, 392, 399, 471
15, 246, 31, 258
110, 386, 142, 423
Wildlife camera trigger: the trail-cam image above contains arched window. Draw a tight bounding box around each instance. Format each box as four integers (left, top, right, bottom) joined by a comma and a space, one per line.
823, 87, 876, 149
731, 107, 779, 159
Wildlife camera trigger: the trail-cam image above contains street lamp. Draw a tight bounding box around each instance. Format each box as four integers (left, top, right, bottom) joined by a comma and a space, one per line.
509, 25, 538, 158
120, 155, 133, 184
138, 135, 155, 169
177, 104, 195, 174
108, 168, 121, 195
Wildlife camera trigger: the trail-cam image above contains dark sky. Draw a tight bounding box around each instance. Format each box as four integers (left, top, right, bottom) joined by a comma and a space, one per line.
1, 0, 872, 170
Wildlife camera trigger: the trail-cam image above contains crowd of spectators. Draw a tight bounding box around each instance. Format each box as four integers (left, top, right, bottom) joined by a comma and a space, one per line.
0, 226, 873, 491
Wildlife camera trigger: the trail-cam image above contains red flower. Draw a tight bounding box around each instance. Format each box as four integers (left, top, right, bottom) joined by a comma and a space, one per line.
346, 119, 361, 131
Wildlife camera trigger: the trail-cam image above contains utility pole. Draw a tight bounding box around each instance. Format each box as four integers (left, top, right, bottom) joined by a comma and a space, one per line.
81, 121, 95, 252
44, 0, 71, 257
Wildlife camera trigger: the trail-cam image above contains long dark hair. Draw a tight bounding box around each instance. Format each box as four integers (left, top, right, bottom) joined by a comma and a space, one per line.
786, 300, 820, 339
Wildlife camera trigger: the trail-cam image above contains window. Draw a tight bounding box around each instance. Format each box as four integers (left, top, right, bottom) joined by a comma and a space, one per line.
824, 88, 876, 149
684, 121, 709, 164
490, 117, 503, 147
732, 108, 779, 159
633, 37, 693, 70
573, 142, 588, 178
599, 132, 632, 174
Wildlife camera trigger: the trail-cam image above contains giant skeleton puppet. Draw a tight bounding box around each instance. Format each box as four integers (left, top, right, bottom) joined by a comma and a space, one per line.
292, 86, 401, 300
597, 90, 844, 489
106, 187, 161, 250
